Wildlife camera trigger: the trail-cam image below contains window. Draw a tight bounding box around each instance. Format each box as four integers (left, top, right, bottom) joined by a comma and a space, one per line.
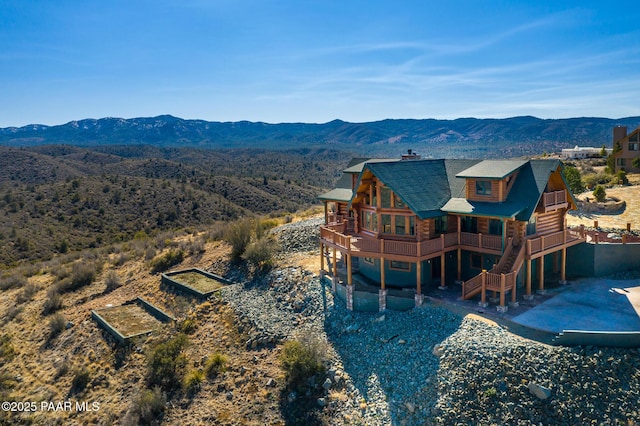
363, 211, 372, 230
630, 142, 639, 151
434, 216, 448, 234
409, 216, 415, 236
476, 180, 492, 196
381, 214, 391, 233
617, 158, 626, 166
631, 133, 639, 142
461, 216, 478, 233
380, 187, 391, 208
527, 216, 536, 235
394, 193, 406, 209
470, 254, 482, 269
395, 215, 406, 235
488, 219, 502, 236
363, 257, 375, 265
390, 260, 411, 271
362, 211, 378, 232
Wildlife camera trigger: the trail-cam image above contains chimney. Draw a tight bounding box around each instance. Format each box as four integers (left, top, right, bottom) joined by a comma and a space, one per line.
401, 149, 421, 160
613, 126, 627, 146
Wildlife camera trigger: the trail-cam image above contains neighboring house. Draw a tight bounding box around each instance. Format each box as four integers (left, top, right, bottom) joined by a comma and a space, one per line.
561, 146, 610, 159
318, 154, 585, 312
612, 126, 640, 173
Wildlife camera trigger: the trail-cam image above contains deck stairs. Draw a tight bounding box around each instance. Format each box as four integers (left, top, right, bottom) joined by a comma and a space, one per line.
461, 238, 526, 300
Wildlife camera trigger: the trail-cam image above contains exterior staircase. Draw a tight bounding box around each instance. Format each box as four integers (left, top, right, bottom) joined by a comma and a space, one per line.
461, 238, 526, 301
496, 244, 521, 274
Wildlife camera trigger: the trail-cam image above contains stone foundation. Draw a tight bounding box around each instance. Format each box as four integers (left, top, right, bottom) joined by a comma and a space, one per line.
379, 289, 387, 312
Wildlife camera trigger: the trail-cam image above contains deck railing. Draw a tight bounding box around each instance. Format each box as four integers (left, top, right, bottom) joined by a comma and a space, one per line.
460, 232, 502, 251
543, 190, 567, 208
322, 225, 586, 263
461, 269, 517, 301
526, 229, 583, 256
321, 226, 509, 259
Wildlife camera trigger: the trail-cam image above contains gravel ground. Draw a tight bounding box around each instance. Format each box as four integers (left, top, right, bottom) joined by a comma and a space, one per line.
213, 217, 640, 425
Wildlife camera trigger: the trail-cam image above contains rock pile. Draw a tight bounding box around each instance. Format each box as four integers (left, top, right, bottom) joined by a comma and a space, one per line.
214, 217, 640, 425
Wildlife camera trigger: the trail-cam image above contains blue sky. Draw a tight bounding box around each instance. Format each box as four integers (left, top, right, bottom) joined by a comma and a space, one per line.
1, 0, 639, 127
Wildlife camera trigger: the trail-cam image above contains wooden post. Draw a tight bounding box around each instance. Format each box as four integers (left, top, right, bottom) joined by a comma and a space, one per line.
561, 247, 566, 282
622, 234, 628, 244
324, 201, 328, 224
332, 248, 337, 278
500, 274, 506, 307
526, 258, 532, 297
380, 258, 386, 290
594, 220, 598, 228
347, 254, 352, 286
440, 253, 446, 288
457, 248, 462, 281
416, 261, 422, 295
580, 224, 585, 238
511, 272, 517, 303
627, 223, 632, 232
594, 232, 599, 244
538, 255, 545, 293
479, 233, 483, 248
480, 270, 487, 306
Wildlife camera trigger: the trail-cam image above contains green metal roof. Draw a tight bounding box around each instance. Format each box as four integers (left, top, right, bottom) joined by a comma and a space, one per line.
456, 160, 527, 179
342, 158, 399, 173
441, 197, 525, 219
353, 159, 482, 219
317, 188, 353, 202
322, 157, 574, 222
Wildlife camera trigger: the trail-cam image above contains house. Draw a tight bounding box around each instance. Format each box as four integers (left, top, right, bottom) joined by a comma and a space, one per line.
561, 146, 610, 160
318, 154, 585, 312
612, 126, 640, 173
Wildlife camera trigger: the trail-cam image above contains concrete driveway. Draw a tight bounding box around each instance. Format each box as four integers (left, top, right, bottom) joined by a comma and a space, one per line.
511, 277, 640, 334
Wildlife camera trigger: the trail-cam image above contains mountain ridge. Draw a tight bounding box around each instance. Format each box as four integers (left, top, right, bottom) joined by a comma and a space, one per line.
3, 115, 640, 157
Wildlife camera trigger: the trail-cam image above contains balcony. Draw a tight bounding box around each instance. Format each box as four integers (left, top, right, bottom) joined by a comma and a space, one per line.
526, 229, 584, 257
320, 226, 502, 261
542, 190, 568, 212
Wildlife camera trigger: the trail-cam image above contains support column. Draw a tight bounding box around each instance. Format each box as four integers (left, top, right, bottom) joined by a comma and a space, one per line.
332, 248, 337, 293
346, 253, 354, 310
438, 253, 447, 290
378, 289, 387, 312
324, 201, 328, 224
415, 261, 424, 306
559, 247, 567, 285
379, 258, 387, 311
537, 255, 546, 295
456, 248, 462, 283
509, 272, 519, 308
524, 258, 533, 300
479, 270, 488, 308
497, 273, 508, 313
320, 242, 325, 274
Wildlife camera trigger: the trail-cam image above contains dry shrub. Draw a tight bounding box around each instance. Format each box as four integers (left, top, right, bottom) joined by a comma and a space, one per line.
149, 249, 184, 273
280, 334, 326, 391
224, 218, 253, 261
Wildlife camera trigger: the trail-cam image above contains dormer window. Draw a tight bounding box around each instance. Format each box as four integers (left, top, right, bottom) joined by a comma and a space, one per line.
476, 180, 492, 196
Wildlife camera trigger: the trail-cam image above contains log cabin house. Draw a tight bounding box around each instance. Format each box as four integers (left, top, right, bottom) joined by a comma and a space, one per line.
318, 153, 586, 312
612, 126, 640, 173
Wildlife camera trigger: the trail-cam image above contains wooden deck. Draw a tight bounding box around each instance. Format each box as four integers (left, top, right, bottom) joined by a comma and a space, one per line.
320, 224, 502, 262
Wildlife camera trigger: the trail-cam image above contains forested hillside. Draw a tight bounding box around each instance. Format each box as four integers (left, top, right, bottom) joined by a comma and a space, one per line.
0, 145, 347, 265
